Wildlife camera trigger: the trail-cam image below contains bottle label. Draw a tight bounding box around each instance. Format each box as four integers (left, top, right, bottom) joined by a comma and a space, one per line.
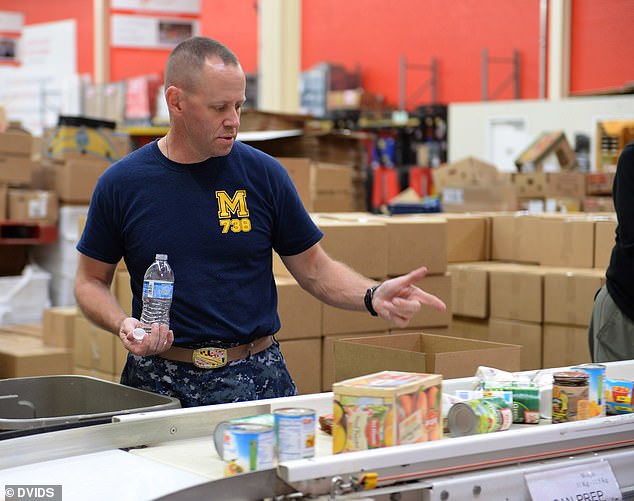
143, 280, 174, 299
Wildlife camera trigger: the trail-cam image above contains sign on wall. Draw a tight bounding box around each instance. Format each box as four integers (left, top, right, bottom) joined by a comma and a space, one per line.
111, 14, 200, 49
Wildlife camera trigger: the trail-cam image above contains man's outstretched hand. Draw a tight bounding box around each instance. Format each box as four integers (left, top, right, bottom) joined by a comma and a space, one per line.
371, 266, 447, 327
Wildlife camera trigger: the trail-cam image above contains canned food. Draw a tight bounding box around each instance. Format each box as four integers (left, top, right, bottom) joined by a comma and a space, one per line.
605, 378, 634, 415
572, 363, 606, 418
213, 414, 274, 458
223, 423, 275, 476
481, 383, 541, 424
552, 371, 589, 423
447, 397, 512, 437
274, 408, 316, 461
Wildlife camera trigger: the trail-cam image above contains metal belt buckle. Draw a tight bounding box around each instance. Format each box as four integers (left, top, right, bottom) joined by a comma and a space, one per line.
192, 347, 227, 369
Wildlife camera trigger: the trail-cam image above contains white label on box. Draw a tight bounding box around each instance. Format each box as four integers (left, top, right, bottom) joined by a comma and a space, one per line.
28, 197, 48, 218
525, 461, 621, 501
442, 187, 464, 205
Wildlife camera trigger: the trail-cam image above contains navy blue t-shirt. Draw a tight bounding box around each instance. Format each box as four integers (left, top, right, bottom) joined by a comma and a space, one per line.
77, 140, 323, 345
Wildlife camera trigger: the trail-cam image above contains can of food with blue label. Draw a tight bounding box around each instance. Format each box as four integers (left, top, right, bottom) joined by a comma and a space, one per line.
274, 408, 316, 461
223, 423, 275, 476
572, 363, 606, 418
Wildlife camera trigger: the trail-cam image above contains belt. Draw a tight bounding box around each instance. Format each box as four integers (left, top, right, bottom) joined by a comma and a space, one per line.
159, 335, 274, 369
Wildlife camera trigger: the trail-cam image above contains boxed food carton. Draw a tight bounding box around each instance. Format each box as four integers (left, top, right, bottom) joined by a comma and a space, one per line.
332, 370, 442, 454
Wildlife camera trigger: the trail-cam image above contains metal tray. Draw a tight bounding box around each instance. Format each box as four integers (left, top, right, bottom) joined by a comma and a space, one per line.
0, 375, 180, 430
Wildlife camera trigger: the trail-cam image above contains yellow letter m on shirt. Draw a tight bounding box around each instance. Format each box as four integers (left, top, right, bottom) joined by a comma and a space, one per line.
216, 190, 249, 219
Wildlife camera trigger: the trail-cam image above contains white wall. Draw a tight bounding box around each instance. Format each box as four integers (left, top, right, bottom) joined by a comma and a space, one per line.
448, 95, 634, 172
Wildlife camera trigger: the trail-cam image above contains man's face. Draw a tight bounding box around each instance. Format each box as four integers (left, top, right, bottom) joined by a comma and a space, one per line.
179, 57, 246, 159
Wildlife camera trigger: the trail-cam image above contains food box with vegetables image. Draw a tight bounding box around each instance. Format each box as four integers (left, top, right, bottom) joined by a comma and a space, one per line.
332, 371, 442, 454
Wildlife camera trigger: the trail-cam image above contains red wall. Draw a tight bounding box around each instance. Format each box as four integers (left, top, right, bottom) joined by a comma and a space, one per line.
110, 0, 259, 82
0, 0, 630, 105
570, 0, 634, 95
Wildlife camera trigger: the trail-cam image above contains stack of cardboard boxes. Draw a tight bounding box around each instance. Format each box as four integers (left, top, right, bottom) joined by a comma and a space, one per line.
449, 212, 615, 371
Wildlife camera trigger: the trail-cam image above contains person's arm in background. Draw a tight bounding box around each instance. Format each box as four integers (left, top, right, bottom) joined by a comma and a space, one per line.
613, 143, 634, 251
74, 253, 173, 355
282, 243, 446, 328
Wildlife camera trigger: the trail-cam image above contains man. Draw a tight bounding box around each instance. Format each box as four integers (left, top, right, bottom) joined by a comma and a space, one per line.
588, 141, 634, 362
74, 37, 446, 407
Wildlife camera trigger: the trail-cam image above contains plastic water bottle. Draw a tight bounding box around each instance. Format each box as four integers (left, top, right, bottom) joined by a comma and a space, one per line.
139, 253, 174, 335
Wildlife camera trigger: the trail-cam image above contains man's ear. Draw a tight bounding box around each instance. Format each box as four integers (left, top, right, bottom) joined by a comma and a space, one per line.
165, 86, 182, 113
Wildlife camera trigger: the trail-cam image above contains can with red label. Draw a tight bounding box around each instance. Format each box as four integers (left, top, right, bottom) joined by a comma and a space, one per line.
274, 407, 316, 461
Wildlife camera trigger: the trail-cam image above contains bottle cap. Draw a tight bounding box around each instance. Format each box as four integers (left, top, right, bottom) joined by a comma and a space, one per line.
155, 253, 168, 260
132, 328, 146, 341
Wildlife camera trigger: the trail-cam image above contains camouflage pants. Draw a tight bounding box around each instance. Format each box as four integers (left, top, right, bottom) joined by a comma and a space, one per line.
120, 339, 297, 407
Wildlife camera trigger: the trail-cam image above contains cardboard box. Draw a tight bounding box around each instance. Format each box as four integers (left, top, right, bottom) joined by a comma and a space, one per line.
489, 264, 545, 323
73, 367, 120, 383
0, 183, 6, 219
0, 332, 73, 378
42, 306, 78, 347
73, 314, 116, 374
312, 193, 355, 212
335, 213, 447, 276
514, 131, 577, 172
431, 157, 501, 194
275, 276, 322, 340
0, 323, 42, 338
277, 157, 312, 210
7, 189, 58, 224
114, 340, 128, 375
442, 185, 517, 213
433, 213, 491, 263
114, 270, 133, 316
543, 268, 605, 326
447, 317, 490, 341
448, 263, 489, 318
322, 331, 388, 391
313, 162, 354, 192
334, 332, 521, 381
488, 318, 543, 371
514, 172, 586, 200
594, 217, 617, 269
322, 273, 451, 335
313, 213, 388, 279
542, 324, 591, 369
538, 216, 595, 268
332, 371, 442, 453
55, 157, 111, 203
490, 213, 542, 264
278, 338, 322, 395
0, 130, 33, 185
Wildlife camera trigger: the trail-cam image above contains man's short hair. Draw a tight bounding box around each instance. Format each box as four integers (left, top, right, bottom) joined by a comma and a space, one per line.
164, 37, 240, 90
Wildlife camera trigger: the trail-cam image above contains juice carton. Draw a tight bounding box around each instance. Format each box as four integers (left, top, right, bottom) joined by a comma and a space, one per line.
332, 370, 442, 454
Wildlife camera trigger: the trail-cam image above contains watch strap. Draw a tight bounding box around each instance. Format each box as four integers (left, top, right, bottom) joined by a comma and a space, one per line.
364, 284, 381, 317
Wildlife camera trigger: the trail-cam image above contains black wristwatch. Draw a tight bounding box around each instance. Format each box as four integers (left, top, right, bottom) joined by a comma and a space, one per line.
364, 284, 381, 317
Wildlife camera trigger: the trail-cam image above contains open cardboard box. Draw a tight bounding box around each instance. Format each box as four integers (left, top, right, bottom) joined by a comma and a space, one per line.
334, 332, 521, 383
